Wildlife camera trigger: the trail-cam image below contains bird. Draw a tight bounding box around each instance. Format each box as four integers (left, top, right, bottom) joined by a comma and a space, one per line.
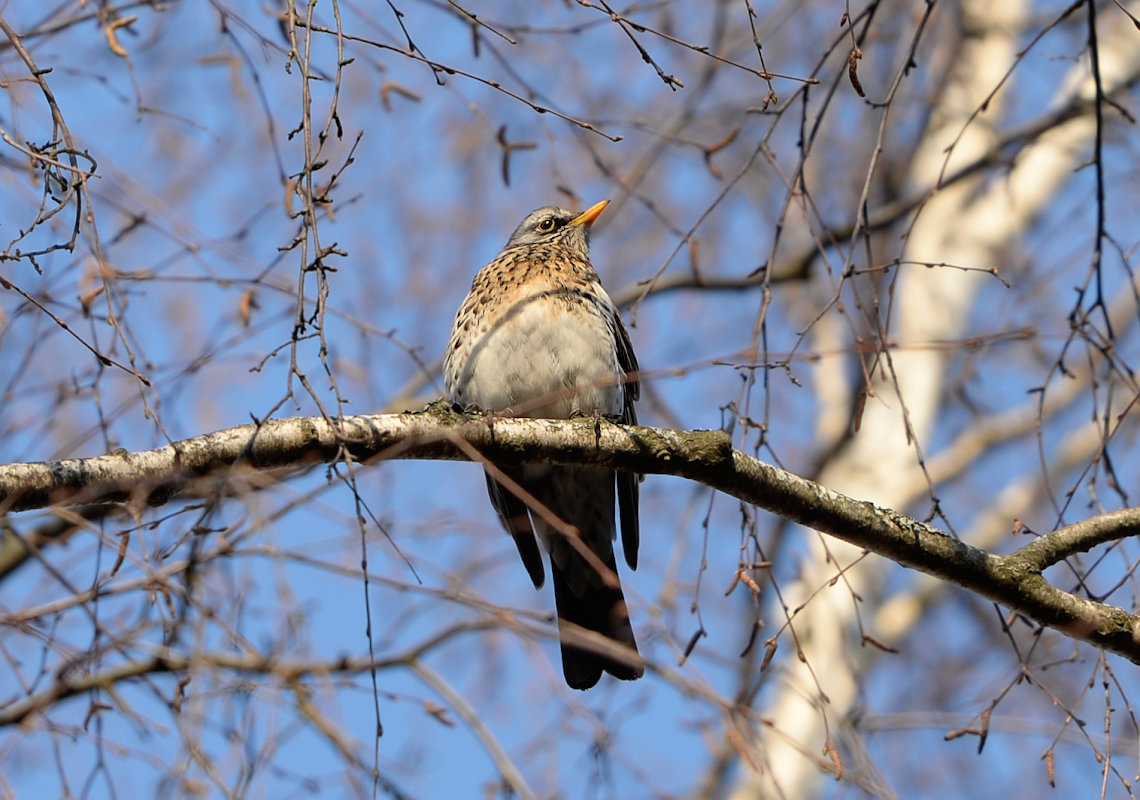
443, 200, 643, 690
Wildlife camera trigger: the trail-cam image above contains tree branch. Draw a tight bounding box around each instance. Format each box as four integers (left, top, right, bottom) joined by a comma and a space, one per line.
2, 401, 1138, 662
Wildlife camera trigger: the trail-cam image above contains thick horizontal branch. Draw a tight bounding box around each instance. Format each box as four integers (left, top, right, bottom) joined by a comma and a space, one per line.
2, 401, 1138, 662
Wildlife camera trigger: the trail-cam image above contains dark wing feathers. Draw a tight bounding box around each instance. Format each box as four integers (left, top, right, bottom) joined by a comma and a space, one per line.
617, 471, 639, 571
612, 310, 641, 571
613, 309, 640, 407
485, 471, 545, 589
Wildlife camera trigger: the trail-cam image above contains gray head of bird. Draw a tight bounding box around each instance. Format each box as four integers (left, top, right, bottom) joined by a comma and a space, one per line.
502, 200, 609, 256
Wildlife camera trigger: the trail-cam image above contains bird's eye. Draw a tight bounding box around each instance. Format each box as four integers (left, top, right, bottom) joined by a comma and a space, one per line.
536, 218, 557, 232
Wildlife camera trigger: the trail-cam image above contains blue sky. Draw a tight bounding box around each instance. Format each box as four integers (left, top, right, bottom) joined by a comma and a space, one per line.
2, 1, 1139, 798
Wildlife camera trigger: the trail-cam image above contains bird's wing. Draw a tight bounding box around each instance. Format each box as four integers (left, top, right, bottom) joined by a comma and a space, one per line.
485, 471, 546, 589
613, 310, 640, 410
612, 311, 640, 571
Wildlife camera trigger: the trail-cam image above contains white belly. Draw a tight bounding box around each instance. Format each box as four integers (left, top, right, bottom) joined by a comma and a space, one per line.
457, 297, 622, 419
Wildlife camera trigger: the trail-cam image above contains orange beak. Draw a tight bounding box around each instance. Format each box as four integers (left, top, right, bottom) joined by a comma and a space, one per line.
570, 200, 609, 227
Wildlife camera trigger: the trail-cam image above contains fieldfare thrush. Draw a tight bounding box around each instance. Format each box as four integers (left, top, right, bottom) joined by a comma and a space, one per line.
444, 200, 643, 690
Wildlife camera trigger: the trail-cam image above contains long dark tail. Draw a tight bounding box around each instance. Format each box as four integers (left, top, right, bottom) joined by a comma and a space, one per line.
550, 546, 642, 690
489, 463, 642, 689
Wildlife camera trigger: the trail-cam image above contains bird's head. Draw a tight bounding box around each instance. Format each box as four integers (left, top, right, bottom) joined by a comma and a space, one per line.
503, 200, 609, 256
